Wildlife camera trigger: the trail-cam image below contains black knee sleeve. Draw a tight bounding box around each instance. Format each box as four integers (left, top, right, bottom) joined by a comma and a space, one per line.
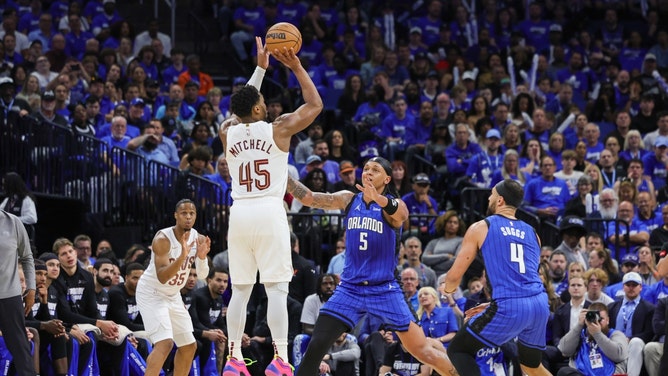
294, 314, 350, 376
517, 342, 543, 368
448, 327, 487, 376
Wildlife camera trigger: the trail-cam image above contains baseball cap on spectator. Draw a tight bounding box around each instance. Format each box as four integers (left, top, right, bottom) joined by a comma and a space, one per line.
645, 53, 657, 62
549, 24, 562, 32
306, 155, 322, 165
103, 0, 115, 4
621, 253, 639, 266
655, 136, 668, 148
233, 77, 247, 86
38, 252, 58, 262
486, 129, 501, 139
42, 90, 55, 101
427, 71, 438, 79
130, 97, 145, 107
462, 71, 476, 81
410, 27, 422, 35
412, 173, 430, 185
435, 119, 448, 129
500, 78, 511, 86
0, 77, 14, 86
185, 80, 199, 89
558, 216, 587, 238
339, 161, 355, 174
622, 271, 642, 285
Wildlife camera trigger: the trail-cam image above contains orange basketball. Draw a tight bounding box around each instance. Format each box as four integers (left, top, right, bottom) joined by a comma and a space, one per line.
265, 22, 302, 54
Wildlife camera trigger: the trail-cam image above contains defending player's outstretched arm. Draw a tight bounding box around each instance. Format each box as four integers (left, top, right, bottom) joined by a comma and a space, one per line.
287, 175, 353, 210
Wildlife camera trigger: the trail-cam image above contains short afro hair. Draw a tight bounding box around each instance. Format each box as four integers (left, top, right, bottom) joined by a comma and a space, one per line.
230, 85, 261, 118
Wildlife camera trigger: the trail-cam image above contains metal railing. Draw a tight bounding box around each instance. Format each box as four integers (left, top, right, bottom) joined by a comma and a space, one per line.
0, 115, 640, 266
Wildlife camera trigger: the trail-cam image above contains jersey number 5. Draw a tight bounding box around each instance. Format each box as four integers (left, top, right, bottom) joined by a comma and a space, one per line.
239, 159, 270, 192
359, 232, 368, 250
510, 243, 526, 274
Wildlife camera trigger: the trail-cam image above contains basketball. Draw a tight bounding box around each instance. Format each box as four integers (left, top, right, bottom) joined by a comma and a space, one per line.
265, 22, 302, 54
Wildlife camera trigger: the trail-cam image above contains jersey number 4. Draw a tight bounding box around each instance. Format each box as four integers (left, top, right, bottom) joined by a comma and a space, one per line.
510, 243, 526, 274
238, 159, 270, 192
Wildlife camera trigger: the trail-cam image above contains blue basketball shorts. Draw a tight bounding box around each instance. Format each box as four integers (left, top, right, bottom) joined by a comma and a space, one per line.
320, 281, 415, 332
466, 292, 549, 350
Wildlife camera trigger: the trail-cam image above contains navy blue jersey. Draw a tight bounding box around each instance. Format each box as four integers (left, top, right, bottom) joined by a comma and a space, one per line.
481, 215, 544, 299
341, 193, 399, 285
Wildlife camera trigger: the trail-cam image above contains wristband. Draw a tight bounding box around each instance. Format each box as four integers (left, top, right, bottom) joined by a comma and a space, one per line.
382, 197, 399, 215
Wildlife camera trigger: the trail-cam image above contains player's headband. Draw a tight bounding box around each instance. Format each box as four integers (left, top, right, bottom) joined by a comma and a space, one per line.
494, 179, 523, 208
367, 157, 392, 176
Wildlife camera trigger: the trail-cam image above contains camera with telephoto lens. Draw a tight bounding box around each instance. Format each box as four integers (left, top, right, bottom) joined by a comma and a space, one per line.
585, 310, 601, 323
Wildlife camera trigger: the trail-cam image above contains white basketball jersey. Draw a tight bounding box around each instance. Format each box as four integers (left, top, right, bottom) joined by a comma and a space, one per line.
226, 120, 288, 200
139, 227, 199, 296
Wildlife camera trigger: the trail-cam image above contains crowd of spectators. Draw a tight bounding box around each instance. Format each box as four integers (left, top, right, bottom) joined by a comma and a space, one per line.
8, 0, 668, 375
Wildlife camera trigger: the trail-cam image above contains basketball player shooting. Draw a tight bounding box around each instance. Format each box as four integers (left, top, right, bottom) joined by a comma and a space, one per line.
219, 36, 323, 376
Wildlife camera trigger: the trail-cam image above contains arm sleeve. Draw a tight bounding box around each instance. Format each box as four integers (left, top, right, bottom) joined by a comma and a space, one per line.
195, 257, 209, 281
247, 67, 266, 91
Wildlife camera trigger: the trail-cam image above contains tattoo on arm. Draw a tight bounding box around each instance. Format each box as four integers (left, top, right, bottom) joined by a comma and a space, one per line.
291, 183, 309, 201
311, 193, 335, 209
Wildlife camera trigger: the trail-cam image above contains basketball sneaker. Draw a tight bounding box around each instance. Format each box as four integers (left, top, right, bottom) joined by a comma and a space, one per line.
265, 355, 294, 376
222, 357, 251, 376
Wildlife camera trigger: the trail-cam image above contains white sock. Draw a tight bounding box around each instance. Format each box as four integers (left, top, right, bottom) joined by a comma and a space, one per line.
265, 282, 289, 361
226, 283, 253, 359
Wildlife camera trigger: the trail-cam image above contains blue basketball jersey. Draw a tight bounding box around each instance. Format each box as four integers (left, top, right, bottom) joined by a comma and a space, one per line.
341, 193, 399, 285
475, 347, 507, 376
481, 215, 544, 299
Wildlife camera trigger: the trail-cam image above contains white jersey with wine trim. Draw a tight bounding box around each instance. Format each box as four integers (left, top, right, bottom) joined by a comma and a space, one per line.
226, 120, 288, 201
137, 227, 199, 296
